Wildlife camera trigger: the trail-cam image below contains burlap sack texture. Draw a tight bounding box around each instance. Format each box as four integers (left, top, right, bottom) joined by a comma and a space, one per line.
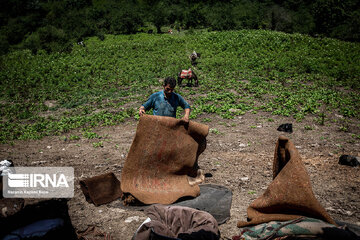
80, 172, 122, 206
121, 115, 209, 205
237, 136, 336, 228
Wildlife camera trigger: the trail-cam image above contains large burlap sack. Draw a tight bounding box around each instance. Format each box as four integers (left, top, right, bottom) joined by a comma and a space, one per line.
121, 115, 209, 205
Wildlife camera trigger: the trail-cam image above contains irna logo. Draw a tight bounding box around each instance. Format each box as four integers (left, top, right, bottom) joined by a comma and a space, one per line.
3, 167, 74, 198
7, 173, 69, 188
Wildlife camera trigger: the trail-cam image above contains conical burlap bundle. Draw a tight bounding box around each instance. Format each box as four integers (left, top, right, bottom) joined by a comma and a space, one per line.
237, 136, 335, 227
121, 115, 209, 205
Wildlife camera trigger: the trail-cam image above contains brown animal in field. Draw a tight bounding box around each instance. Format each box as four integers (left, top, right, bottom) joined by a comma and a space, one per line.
177, 68, 198, 87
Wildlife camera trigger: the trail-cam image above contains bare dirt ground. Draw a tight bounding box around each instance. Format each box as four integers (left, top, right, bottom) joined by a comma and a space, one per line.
1, 112, 359, 239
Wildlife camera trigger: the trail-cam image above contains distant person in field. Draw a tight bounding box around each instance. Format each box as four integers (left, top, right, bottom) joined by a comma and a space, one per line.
138, 77, 191, 122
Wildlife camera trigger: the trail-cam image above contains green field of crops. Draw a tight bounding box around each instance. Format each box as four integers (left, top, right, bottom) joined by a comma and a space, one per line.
1, 29, 359, 142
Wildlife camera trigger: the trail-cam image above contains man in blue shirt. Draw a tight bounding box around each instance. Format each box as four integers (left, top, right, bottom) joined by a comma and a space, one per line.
139, 77, 191, 122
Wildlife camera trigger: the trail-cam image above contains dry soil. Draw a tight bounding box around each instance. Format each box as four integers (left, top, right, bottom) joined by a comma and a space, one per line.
0, 112, 359, 239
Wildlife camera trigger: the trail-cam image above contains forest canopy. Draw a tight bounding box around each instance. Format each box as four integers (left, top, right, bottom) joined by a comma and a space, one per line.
1, 0, 359, 54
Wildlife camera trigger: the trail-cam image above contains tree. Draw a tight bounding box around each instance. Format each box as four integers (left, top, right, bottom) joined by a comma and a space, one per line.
151, 2, 170, 33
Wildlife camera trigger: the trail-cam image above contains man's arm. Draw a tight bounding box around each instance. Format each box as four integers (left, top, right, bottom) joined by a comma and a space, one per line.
177, 94, 191, 123
139, 93, 155, 116
182, 108, 190, 123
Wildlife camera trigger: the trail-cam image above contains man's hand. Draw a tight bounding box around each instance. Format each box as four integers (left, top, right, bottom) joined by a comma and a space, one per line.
139, 106, 145, 116
181, 115, 189, 123
181, 108, 190, 123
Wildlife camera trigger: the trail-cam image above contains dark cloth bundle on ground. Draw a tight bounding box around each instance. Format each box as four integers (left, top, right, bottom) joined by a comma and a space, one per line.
121, 115, 209, 205
0, 199, 77, 239
234, 217, 359, 240
338, 154, 360, 167
133, 204, 220, 240
277, 123, 293, 133
173, 184, 232, 225
108, 184, 232, 225
237, 136, 335, 228
80, 172, 122, 206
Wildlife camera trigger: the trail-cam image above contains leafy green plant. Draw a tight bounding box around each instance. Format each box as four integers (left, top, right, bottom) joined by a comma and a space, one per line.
92, 141, 104, 148
70, 135, 80, 140
339, 119, 350, 132
353, 134, 360, 139
316, 112, 326, 126
210, 128, 220, 134
304, 125, 313, 130
202, 118, 212, 122
339, 126, 349, 132
83, 130, 100, 139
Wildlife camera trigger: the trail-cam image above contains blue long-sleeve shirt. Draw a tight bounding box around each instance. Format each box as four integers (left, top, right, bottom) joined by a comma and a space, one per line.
142, 90, 190, 118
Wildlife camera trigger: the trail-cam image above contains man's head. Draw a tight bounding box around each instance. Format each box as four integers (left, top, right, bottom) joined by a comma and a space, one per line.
163, 77, 176, 98
164, 77, 176, 88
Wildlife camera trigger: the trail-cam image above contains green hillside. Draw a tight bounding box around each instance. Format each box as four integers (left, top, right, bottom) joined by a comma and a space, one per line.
1, 29, 359, 142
